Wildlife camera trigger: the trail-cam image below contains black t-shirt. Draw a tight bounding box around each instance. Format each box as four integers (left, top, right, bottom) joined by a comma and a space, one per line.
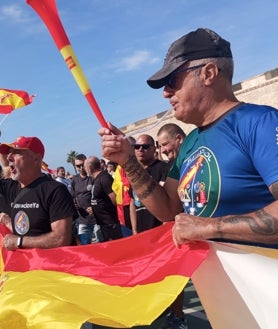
91, 170, 119, 226
132, 159, 170, 209
0, 178, 18, 215
0, 175, 76, 236
71, 174, 95, 224
131, 159, 170, 233
147, 159, 170, 184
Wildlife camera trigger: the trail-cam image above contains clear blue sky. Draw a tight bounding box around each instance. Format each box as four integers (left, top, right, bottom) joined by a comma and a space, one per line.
0, 0, 277, 173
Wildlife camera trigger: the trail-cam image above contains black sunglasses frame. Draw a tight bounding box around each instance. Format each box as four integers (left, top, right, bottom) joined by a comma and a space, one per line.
133, 144, 154, 150
166, 64, 206, 89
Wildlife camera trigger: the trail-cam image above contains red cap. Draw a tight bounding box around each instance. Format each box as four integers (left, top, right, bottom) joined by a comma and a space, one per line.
0, 136, 45, 158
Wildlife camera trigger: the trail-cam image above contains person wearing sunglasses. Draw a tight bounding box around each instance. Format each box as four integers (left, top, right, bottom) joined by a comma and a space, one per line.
99, 28, 278, 328
71, 154, 96, 245
100, 27, 278, 248
130, 134, 170, 234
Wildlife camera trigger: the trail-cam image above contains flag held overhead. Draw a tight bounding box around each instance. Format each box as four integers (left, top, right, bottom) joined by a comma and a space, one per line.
0, 89, 34, 114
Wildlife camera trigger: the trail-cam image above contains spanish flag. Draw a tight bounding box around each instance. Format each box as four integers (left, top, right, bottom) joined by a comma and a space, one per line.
41, 161, 56, 175
0, 89, 34, 114
0, 223, 209, 328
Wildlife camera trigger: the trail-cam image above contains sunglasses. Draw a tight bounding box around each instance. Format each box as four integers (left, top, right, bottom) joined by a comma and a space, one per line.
134, 144, 153, 150
76, 164, 84, 168
166, 64, 206, 89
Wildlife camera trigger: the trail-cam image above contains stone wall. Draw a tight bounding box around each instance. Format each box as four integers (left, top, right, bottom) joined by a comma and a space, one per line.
120, 67, 278, 141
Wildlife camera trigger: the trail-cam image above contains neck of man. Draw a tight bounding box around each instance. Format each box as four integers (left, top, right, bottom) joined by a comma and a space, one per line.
92, 169, 102, 179
200, 99, 241, 127
19, 172, 44, 188
139, 158, 155, 169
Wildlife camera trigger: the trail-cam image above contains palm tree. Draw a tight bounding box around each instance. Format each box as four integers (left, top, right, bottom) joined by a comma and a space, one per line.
67, 150, 78, 174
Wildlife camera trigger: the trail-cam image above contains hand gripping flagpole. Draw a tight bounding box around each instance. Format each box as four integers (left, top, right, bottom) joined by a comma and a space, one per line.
26, 0, 108, 128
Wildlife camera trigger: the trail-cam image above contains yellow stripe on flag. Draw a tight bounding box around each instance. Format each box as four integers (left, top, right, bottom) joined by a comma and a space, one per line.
0, 89, 33, 114
0, 270, 189, 329
0, 223, 208, 328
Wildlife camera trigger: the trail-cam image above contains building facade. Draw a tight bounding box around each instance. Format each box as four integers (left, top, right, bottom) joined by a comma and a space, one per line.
120, 67, 278, 145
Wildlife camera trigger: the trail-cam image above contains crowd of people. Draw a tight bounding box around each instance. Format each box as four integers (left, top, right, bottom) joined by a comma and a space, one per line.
1, 27, 278, 329
0, 129, 187, 328
0, 129, 179, 248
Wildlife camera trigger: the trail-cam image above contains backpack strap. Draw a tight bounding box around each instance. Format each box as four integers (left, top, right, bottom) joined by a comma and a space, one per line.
11, 187, 30, 208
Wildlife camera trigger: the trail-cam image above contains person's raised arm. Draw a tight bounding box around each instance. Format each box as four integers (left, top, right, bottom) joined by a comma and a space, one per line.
99, 123, 183, 221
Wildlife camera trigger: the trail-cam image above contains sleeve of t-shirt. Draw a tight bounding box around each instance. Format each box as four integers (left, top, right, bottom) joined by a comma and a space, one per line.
246, 109, 278, 187
49, 184, 76, 223
101, 173, 114, 196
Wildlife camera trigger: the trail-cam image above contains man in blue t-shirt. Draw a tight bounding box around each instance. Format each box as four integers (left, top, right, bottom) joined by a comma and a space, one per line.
99, 28, 278, 249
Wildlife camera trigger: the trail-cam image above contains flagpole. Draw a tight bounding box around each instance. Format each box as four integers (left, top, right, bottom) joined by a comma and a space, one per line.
0, 114, 10, 127
27, 0, 108, 128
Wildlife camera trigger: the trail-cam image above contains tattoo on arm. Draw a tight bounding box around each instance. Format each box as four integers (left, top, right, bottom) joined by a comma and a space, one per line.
137, 180, 157, 200
218, 208, 278, 237
122, 155, 157, 201
270, 181, 278, 200
216, 218, 224, 239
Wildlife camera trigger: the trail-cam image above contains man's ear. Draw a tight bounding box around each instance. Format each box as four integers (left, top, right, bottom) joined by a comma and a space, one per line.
203, 63, 219, 86
175, 134, 183, 145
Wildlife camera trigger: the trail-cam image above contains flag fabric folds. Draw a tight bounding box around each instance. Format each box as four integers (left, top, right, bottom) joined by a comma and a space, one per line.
0, 89, 34, 114
0, 222, 209, 328
2, 222, 278, 329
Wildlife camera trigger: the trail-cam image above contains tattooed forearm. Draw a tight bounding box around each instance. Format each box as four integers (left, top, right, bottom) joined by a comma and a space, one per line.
122, 155, 140, 173
122, 154, 158, 201
122, 155, 147, 185
137, 180, 157, 201
216, 218, 224, 239
220, 208, 278, 237
122, 155, 141, 178
249, 209, 278, 235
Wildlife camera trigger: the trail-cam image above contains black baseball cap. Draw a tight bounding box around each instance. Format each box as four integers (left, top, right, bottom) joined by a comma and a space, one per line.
147, 28, 232, 89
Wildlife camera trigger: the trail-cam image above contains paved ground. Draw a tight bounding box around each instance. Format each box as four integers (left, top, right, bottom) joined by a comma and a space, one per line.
182, 280, 212, 329
83, 279, 212, 329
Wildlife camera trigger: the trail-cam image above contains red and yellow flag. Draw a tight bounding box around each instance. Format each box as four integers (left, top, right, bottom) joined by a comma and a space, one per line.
0, 222, 209, 328
41, 161, 56, 175
0, 89, 34, 114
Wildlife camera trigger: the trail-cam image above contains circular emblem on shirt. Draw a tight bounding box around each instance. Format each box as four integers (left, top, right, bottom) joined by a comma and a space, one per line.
14, 210, 30, 235
178, 147, 220, 217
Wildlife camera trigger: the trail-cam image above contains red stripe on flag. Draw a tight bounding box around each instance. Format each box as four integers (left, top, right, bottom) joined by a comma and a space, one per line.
0, 105, 13, 114
1, 223, 209, 287
0, 89, 34, 113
